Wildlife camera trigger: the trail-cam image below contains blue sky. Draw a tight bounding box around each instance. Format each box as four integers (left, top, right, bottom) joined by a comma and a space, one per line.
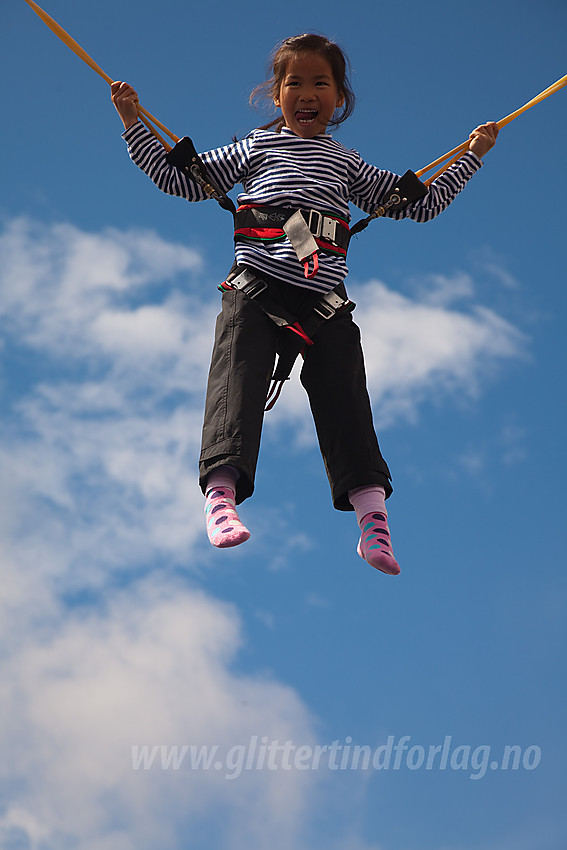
1, 0, 566, 848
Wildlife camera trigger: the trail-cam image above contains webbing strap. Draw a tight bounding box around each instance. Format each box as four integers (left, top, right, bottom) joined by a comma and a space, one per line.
223, 266, 355, 409
350, 170, 429, 237
234, 206, 350, 264
283, 211, 320, 279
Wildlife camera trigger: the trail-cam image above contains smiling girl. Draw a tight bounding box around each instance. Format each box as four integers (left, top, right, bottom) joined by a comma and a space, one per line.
111, 34, 498, 574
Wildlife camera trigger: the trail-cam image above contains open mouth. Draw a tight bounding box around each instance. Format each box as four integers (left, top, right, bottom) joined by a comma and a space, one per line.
295, 109, 318, 125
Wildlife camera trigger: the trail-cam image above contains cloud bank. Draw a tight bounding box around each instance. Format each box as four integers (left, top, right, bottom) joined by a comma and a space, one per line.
0, 216, 526, 849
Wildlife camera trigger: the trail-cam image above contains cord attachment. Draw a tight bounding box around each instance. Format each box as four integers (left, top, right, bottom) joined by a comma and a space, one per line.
350, 170, 428, 237
166, 136, 236, 214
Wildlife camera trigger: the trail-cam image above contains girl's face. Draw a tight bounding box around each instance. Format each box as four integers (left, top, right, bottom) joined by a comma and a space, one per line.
274, 52, 344, 138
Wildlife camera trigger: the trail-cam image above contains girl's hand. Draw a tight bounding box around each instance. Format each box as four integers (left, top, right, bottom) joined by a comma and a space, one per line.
468, 121, 499, 159
111, 81, 139, 130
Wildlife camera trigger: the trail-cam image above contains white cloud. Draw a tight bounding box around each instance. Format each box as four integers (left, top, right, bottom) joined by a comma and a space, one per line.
355, 280, 526, 428
0, 216, 218, 579
407, 270, 476, 306
0, 216, 204, 358
268, 276, 526, 433
0, 216, 530, 849
0, 215, 325, 850
0, 576, 319, 850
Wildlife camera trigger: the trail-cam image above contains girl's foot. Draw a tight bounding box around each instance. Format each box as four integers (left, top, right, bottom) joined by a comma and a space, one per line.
357, 512, 400, 575
204, 486, 250, 548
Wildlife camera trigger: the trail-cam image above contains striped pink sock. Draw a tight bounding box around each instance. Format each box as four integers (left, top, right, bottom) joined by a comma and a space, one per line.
204, 467, 250, 549
348, 486, 400, 575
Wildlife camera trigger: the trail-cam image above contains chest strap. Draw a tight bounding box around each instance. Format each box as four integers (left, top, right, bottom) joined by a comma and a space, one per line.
234, 205, 350, 279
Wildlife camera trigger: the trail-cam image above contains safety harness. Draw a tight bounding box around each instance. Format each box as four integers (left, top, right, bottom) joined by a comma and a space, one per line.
166, 136, 428, 409
234, 205, 350, 279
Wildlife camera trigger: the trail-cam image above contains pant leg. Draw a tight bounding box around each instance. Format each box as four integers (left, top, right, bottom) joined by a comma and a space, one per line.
199, 288, 277, 504
299, 309, 392, 511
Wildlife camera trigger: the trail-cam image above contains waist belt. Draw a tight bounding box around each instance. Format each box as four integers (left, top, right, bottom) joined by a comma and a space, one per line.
234, 205, 350, 279
220, 266, 355, 410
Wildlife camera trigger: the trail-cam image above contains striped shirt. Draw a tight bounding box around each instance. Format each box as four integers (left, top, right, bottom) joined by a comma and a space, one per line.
123, 122, 482, 294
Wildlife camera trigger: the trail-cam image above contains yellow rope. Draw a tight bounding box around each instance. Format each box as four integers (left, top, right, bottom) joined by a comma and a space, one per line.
417, 72, 567, 183
23, 0, 179, 149
23, 1, 566, 186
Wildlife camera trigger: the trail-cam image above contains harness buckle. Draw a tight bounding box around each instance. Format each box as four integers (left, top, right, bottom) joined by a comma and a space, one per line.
244, 277, 268, 298
313, 290, 349, 320
321, 217, 338, 244
307, 209, 323, 238
228, 267, 268, 299
306, 210, 338, 244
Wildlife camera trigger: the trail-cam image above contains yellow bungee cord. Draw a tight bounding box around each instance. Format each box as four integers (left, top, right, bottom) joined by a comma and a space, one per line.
417, 73, 567, 186
24, 0, 566, 190
23, 0, 178, 151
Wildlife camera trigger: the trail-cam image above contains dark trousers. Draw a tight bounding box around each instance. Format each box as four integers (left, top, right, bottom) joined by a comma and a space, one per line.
198, 271, 392, 510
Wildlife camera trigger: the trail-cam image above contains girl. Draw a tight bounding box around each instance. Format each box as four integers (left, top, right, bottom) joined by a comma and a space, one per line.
111, 34, 498, 575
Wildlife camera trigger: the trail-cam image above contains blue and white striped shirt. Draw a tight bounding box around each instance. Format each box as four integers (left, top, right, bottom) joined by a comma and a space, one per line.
123, 122, 482, 293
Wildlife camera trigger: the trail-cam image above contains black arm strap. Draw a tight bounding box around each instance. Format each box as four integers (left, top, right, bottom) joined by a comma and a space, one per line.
165, 136, 236, 215
350, 170, 428, 238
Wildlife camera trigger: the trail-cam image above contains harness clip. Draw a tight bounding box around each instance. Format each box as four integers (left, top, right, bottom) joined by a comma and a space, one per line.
313, 290, 351, 320
307, 210, 338, 244
228, 267, 268, 299
307, 209, 323, 238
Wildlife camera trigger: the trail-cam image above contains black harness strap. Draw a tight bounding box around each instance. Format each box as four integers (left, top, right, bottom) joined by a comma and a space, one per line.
234, 206, 350, 254
349, 170, 428, 237
165, 137, 428, 408
166, 136, 236, 215
223, 266, 355, 410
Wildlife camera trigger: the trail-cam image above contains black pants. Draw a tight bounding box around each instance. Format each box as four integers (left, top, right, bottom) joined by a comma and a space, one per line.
198, 270, 392, 510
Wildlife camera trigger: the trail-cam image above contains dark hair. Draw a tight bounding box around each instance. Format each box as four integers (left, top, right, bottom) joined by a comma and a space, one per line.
250, 33, 355, 132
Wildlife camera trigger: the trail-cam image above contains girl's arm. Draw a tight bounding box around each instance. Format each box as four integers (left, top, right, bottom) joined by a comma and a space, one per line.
111, 83, 251, 203
396, 121, 500, 221
351, 122, 499, 223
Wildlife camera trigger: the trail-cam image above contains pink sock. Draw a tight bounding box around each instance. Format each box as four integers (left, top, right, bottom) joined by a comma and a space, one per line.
348, 486, 400, 575
204, 466, 250, 549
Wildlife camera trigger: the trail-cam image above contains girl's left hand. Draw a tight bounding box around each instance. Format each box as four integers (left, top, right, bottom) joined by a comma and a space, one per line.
468, 121, 499, 159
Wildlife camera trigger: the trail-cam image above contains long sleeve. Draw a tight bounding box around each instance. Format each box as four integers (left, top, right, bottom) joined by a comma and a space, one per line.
120, 122, 485, 294
349, 150, 483, 222
122, 121, 252, 202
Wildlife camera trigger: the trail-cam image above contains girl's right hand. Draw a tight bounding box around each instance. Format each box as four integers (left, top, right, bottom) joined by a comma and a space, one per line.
111, 81, 139, 130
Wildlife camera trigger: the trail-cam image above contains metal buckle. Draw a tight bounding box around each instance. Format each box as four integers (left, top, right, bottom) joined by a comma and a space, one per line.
307, 209, 323, 238
321, 217, 338, 243
307, 210, 339, 244
314, 293, 338, 320
230, 268, 268, 299
313, 301, 335, 320
313, 290, 348, 320
244, 277, 268, 298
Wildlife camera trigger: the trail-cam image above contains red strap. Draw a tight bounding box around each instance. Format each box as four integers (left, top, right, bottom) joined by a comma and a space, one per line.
287, 323, 314, 346
303, 252, 319, 279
